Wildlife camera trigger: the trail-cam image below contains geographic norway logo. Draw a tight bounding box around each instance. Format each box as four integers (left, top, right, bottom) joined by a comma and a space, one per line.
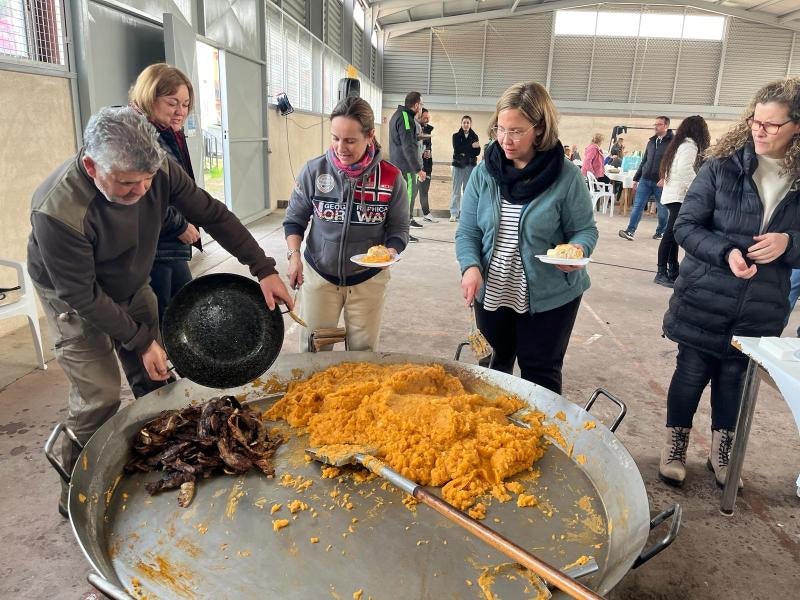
316, 174, 335, 193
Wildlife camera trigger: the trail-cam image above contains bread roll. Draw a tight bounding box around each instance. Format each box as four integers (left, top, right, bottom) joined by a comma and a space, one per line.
361, 245, 392, 263
546, 244, 583, 259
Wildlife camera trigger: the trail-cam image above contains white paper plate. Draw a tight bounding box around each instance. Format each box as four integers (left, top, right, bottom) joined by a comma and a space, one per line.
350, 253, 401, 268
535, 254, 591, 266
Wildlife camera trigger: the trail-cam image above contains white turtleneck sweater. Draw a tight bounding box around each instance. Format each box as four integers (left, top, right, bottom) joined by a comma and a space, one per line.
752, 155, 794, 231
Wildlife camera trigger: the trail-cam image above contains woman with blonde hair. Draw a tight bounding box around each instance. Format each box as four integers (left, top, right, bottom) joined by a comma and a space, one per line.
581, 133, 609, 184
129, 63, 201, 324
659, 78, 800, 491
455, 82, 598, 393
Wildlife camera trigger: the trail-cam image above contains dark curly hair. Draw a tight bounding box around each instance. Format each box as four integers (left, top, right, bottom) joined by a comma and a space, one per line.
659, 115, 711, 181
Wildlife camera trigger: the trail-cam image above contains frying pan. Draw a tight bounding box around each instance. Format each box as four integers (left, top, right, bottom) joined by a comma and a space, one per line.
162, 273, 284, 388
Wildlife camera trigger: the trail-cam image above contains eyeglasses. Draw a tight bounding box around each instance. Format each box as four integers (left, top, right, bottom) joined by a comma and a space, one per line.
746, 117, 795, 135
491, 125, 536, 142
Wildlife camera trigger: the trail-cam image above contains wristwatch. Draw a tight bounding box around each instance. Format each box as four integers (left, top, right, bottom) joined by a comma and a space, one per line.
287, 249, 300, 260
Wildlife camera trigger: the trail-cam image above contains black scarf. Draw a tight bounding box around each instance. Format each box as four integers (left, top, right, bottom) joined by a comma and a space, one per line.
484, 140, 564, 204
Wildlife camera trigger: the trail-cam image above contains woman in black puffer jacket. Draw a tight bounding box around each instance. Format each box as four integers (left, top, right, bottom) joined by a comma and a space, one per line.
130, 64, 202, 325
659, 78, 800, 492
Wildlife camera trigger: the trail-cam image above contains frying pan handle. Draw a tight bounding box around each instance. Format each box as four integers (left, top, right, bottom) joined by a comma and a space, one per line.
584, 388, 627, 432
44, 422, 83, 484
87, 572, 135, 599
632, 503, 682, 568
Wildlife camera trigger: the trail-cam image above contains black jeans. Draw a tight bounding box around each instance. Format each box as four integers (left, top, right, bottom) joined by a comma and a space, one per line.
474, 296, 582, 394
150, 260, 193, 326
657, 202, 681, 272
666, 344, 749, 431
418, 175, 431, 215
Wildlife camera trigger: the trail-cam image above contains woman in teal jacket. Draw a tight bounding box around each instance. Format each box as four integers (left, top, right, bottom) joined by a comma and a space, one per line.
455, 81, 598, 394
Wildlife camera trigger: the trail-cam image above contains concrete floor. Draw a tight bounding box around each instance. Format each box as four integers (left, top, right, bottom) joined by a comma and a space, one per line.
1, 206, 799, 599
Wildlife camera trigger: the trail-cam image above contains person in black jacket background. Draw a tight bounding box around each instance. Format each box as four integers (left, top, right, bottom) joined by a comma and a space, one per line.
416, 108, 438, 223
658, 77, 800, 491
619, 116, 673, 241
129, 64, 202, 324
450, 115, 480, 222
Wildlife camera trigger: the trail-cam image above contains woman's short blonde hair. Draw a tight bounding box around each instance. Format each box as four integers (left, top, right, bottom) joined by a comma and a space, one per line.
488, 81, 560, 151
129, 63, 194, 118
591, 133, 604, 145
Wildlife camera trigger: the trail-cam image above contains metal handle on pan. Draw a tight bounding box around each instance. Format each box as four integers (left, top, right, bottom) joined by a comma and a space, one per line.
584, 388, 627, 432
88, 572, 135, 600
632, 503, 682, 568
43, 422, 83, 484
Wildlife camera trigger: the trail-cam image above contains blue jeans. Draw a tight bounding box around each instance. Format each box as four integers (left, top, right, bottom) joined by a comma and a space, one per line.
789, 269, 800, 312
451, 165, 474, 217
625, 178, 668, 235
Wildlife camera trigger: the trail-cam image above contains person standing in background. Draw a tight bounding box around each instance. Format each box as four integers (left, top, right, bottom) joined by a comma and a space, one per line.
129, 63, 202, 325
451, 115, 480, 222
388, 91, 426, 242
581, 133, 610, 184
416, 108, 438, 223
653, 115, 710, 288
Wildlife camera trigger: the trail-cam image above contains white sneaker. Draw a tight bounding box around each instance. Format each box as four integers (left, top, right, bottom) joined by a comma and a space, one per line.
423, 214, 439, 223
449, 216, 457, 223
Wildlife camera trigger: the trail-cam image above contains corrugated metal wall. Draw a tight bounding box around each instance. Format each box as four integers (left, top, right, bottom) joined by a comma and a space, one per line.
324, 0, 343, 56
383, 7, 799, 113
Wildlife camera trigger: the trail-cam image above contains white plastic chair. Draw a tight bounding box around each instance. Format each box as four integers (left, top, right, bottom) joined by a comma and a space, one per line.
586, 172, 616, 216
0, 259, 46, 369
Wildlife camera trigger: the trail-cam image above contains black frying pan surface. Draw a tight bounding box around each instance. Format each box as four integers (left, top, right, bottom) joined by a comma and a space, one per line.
162, 273, 284, 389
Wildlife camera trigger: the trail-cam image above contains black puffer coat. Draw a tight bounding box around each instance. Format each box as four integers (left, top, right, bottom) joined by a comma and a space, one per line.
663, 143, 800, 357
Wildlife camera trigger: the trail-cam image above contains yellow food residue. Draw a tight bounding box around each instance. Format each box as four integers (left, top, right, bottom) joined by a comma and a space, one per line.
468, 502, 487, 520
270, 503, 282, 514
225, 481, 246, 520
353, 590, 363, 600
82, 454, 89, 471
402, 494, 418, 512
563, 555, 591, 571
288, 499, 309, 514
575, 454, 587, 465
516, 493, 537, 508
310, 537, 319, 544
279, 472, 314, 492
272, 519, 289, 532
265, 363, 548, 510
583, 421, 596, 431
554, 411, 567, 421
78, 493, 87, 504
321, 466, 342, 479
577, 495, 605, 536
505, 481, 524, 495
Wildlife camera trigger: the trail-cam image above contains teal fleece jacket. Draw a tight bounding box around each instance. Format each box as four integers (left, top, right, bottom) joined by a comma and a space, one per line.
455, 157, 598, 313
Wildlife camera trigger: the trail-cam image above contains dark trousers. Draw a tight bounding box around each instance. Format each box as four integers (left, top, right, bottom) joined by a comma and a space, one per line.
150, 260, 193, 326
657, 203, 681, 272
474, 296, 582, 394
666, 344, 749, 431
418, 175, 431, 215
403, 171, 420, 218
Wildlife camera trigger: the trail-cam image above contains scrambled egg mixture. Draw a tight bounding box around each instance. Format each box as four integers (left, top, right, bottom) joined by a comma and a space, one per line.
265, 363, 548, 509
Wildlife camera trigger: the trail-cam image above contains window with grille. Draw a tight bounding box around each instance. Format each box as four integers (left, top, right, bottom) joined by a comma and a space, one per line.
0, 0, 67, 67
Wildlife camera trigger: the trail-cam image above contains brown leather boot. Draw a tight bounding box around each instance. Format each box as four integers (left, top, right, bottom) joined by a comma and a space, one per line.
659, 426, 691, 486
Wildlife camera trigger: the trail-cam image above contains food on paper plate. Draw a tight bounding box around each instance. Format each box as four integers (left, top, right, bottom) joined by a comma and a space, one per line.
360, 245, 393, 264
546, 244, 584, 260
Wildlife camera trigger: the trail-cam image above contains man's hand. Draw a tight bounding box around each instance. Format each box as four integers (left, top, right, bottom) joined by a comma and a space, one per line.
417, 170, 427, 182
260, 273, 294, 311
657, 179, 665, 188
461, 266, 483, 307
632, 181, 639, 194
422, 149, 431, 159
471, 141, 480, 149
178, 223, 201, 244
142, 340, 170, 382
287, 253, 304, 289
728, 248, 758, 279
746, 233, 789, 264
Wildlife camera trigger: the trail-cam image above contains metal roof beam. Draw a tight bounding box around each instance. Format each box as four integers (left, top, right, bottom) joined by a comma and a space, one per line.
383, 0, 800, 37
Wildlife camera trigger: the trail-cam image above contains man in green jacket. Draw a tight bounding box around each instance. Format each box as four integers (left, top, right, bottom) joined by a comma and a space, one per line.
28, 106, 293, 517
388, 91, 426, 241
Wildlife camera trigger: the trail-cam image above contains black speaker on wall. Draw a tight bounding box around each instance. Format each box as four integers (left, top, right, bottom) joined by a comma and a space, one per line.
337, 78, 360, 101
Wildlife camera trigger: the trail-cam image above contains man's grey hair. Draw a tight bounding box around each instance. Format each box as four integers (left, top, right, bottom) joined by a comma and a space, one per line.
83, 106, 166, 173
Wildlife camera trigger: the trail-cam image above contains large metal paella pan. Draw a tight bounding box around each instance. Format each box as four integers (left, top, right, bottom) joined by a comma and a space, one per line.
46, 352, 679, 599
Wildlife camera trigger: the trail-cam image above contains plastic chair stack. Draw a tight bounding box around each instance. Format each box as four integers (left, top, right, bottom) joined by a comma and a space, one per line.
586, 172, 616, 216
0, 259, 46, 370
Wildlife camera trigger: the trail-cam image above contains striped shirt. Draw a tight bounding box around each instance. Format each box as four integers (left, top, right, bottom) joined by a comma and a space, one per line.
483, 198, 529, 313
